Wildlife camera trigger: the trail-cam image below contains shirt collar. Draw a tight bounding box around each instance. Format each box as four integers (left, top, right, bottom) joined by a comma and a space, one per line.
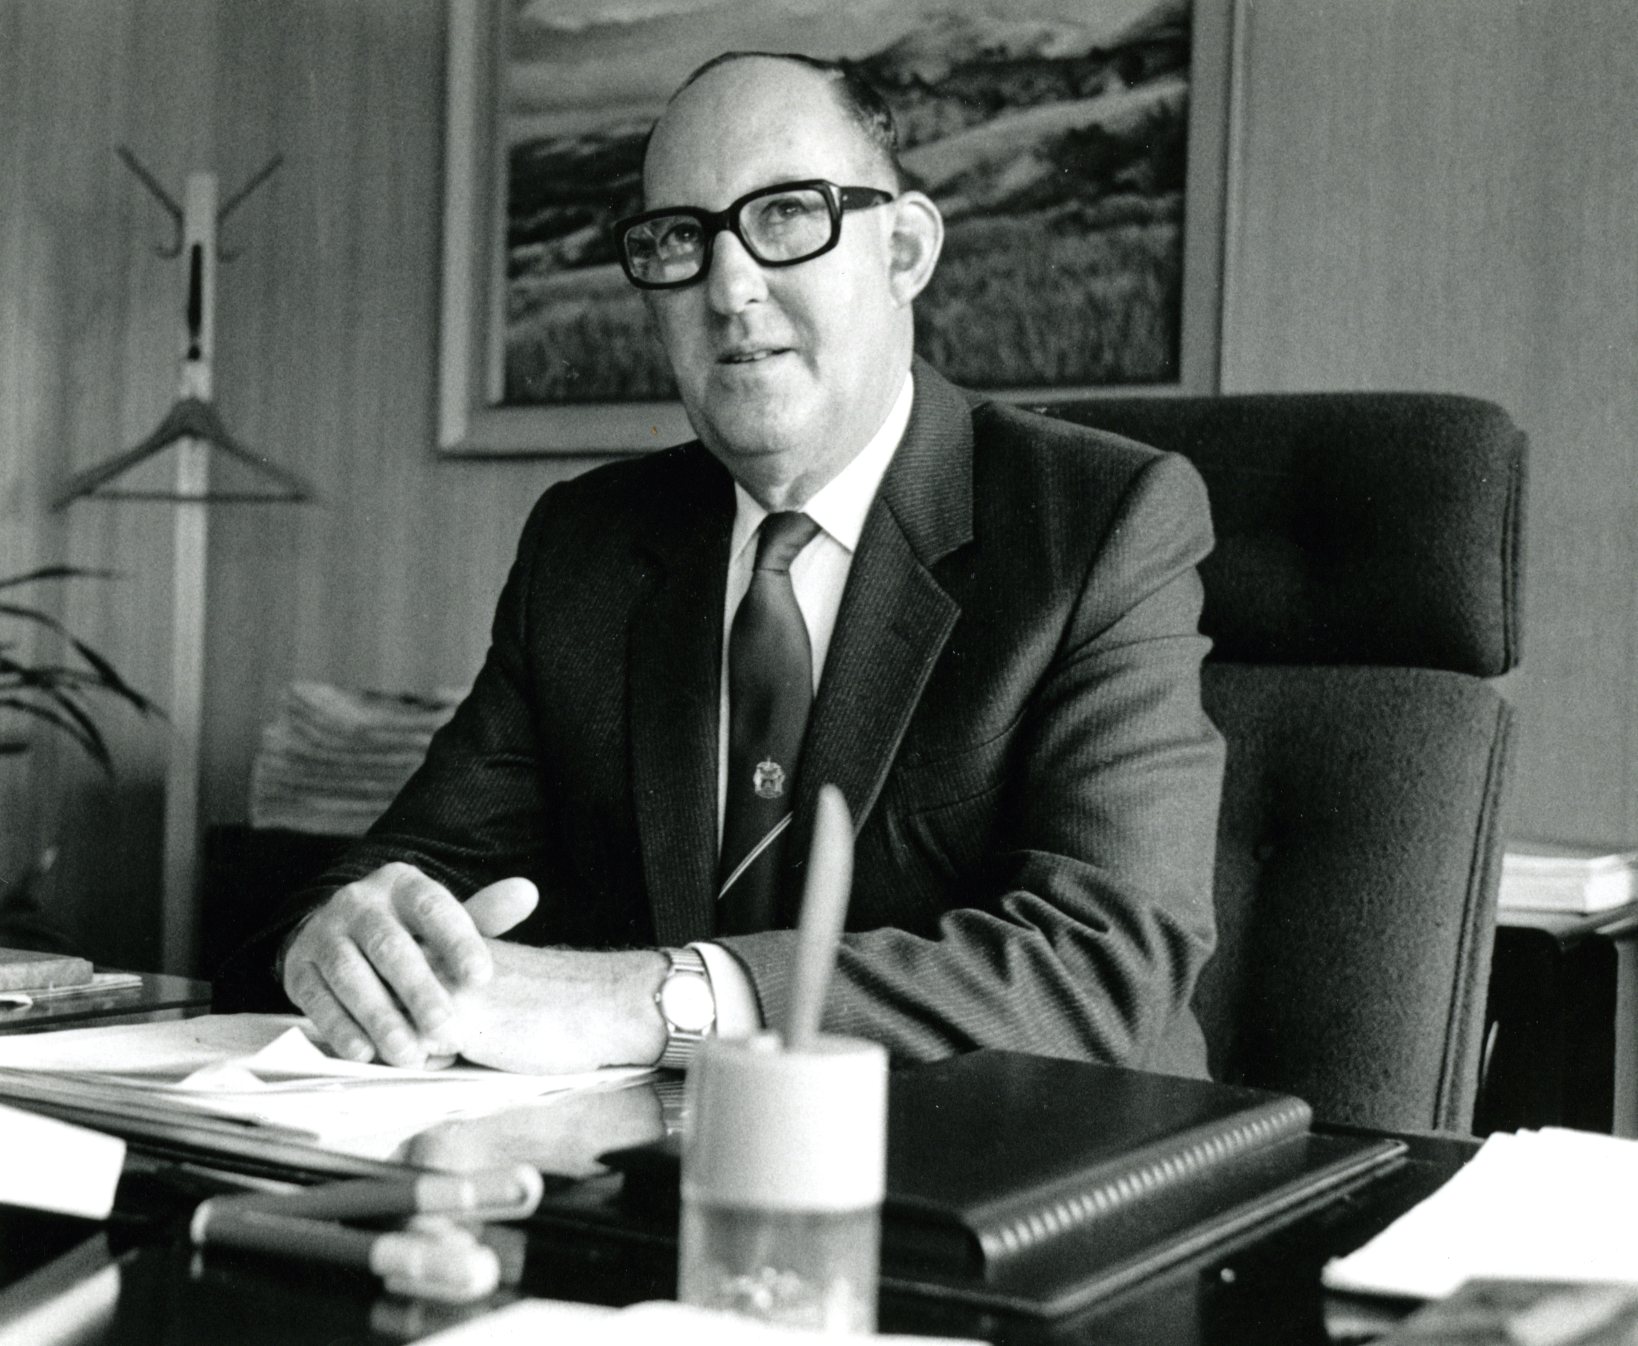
729, 369, 915, 560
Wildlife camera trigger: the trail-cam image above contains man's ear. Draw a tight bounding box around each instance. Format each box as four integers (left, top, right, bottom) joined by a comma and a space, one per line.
886, 191, 944, 307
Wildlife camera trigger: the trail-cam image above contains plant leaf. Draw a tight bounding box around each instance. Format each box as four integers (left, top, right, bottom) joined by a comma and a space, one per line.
0, 696, 113, 771
0, 567, 150, 774
0, 566, 119, 593
0, 624, 159, 718
65, 637, 160, 715
0, 601, 70, 630
0, 675, 112, 766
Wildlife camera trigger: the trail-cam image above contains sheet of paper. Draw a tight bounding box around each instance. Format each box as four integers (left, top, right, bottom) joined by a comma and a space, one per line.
416, 1298, 984, 1345
0, 1014, 650, 1161
0, 1101, 125, 1218
1323, 1128, 1638, 1300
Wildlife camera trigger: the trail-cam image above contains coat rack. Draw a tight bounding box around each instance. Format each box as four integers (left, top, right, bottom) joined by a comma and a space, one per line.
54, 148, 315, 975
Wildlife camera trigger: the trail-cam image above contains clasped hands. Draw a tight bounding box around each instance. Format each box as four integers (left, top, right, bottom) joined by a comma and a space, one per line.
280, 863, 667, 1074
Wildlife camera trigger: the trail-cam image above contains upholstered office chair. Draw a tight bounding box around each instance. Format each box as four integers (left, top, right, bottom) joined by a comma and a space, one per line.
1042, 393, 1527, 1134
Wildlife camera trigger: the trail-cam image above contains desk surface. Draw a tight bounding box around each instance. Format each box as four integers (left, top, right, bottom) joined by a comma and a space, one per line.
0, 1123, 1470, 1345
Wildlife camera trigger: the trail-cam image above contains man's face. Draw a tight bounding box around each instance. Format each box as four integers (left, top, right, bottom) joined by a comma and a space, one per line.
641, 60, 912, 499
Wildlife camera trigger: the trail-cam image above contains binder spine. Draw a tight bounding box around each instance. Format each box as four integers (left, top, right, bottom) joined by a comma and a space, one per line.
977, 1097, 1312, 1264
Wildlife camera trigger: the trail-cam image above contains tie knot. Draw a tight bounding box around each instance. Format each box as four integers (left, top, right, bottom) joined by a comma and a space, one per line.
754, 512, 819, 573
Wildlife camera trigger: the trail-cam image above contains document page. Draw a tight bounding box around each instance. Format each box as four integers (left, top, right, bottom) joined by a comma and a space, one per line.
0, 1103, 125, 1217
0, 1014, 649, 1162
416, 1299, 979, 1345
1323, 1128, 1638, 1300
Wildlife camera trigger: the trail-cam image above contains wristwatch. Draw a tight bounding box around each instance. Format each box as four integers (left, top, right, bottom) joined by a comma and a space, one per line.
655, 946, 716, 1070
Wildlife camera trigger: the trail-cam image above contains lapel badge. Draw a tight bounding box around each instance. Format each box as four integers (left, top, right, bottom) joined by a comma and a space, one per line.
752, 759, 786, 799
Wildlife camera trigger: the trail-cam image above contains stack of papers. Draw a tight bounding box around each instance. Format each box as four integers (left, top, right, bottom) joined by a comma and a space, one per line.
248, 682, 462, 835
1324, 1128, 1638, 1300
1372, 1281, 1638, 1346
1499, 842, 1638, 914
0, 1015, 645, 1167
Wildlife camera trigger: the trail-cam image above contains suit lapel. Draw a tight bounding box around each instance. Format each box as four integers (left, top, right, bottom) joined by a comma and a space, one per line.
787, 363, 975, 914
628, 447, 734, 945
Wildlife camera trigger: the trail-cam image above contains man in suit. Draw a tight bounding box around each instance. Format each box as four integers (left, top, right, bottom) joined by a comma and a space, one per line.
248, 51, 1224, 1080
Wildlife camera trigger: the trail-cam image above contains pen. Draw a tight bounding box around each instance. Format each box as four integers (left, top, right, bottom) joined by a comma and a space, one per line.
207, 1164, 544, 1223
783, 783, 854, 1051
189, 1203, 500, 1303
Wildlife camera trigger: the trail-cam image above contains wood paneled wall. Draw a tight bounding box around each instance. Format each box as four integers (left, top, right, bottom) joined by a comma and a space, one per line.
1, 0, 590, 968
3, 0, 1635, 971
1221, 0, 1638, 845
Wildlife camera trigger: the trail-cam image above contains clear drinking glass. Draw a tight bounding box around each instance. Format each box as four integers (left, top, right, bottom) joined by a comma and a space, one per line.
678, 1033, 887, 1333
679, 1201, 880, 1332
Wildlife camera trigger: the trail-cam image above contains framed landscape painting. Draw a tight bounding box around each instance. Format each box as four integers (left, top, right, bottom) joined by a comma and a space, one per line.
438, 0, 1232, 455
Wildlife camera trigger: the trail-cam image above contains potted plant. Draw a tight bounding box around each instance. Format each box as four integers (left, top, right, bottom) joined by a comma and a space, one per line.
1, 565, 159, 950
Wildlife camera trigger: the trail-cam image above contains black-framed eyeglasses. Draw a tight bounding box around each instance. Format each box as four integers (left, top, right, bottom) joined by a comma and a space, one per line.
613, 179, 896, 290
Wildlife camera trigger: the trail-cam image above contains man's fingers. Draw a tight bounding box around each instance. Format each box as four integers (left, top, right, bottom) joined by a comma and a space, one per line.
284, 958, 375, 1064
463, 877, 540, 939
388, 870, 493, 989
280, 863, 499, 1068
318, 938, 433, 1068
349, 901, 464, 1042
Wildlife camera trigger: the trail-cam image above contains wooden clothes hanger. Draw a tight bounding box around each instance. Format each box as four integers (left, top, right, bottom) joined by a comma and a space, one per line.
52, 394, 313, 505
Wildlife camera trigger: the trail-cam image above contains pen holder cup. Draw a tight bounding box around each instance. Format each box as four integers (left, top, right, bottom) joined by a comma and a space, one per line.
678, 1032, 887, 1333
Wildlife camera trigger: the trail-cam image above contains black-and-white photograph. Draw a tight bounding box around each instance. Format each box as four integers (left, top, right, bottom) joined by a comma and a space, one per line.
1, 0, 1634, 1340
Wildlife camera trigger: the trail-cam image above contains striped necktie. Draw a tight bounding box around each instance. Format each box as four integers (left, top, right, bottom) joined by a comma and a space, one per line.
717, 511, 821, 934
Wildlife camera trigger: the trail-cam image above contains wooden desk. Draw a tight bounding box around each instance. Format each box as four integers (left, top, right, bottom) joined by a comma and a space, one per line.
0, 971, 211, 1036
0, 1126, 1471, 1345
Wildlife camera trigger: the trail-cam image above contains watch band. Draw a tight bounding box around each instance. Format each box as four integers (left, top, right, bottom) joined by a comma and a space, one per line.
656, 946, 716, 1070
652, 1075, 689, 1137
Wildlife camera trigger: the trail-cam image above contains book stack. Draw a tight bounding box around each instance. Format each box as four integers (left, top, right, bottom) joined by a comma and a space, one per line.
248, 682, 461, 837
1498, 841, 1638, 915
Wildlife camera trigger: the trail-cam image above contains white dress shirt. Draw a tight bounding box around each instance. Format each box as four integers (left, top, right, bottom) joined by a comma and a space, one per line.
693, 369, 915, 1034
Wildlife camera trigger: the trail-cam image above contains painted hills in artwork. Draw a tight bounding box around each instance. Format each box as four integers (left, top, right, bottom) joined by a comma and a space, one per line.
502, 0, 1191, 404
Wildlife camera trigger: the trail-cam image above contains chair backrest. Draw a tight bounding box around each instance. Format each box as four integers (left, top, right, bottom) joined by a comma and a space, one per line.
1041, 392, 1527, 1132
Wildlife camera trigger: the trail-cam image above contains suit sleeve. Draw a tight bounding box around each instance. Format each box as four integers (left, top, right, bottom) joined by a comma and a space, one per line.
213, 491, 563, 1011
719, 453, 1224, 1075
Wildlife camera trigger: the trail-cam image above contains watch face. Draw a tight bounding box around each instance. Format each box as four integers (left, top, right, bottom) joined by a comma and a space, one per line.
661, 971, 715, 1034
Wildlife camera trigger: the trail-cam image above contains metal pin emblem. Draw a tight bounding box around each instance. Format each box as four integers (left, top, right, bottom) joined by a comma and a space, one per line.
752, 760, 786, 799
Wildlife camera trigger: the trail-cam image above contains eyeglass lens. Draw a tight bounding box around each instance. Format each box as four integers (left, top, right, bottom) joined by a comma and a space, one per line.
623, 185, 836, 286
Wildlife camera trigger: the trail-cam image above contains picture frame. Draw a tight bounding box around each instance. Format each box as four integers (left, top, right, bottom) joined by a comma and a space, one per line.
437, 0, 1235, 457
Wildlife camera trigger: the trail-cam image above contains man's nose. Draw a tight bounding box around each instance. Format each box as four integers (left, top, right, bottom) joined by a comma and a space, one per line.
703, 230, 768, 313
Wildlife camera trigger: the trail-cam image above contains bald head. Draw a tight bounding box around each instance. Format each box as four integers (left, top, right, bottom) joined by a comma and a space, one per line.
643, 54, 902, 207
650, 51, 905, 197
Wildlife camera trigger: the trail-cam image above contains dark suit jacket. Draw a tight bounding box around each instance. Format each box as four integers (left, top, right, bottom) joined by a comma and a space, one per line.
221, 362, 1223, 1076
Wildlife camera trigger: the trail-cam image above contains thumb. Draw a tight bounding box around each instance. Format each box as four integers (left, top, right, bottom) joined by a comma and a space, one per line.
463, 877, 540, 938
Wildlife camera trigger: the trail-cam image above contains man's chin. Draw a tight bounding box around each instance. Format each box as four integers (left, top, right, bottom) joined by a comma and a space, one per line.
703, 425, 804, 469
689, 396, 811, 465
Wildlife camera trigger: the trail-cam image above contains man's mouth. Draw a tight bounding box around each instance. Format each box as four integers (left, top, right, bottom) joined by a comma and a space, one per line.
718, 347, 788, 365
